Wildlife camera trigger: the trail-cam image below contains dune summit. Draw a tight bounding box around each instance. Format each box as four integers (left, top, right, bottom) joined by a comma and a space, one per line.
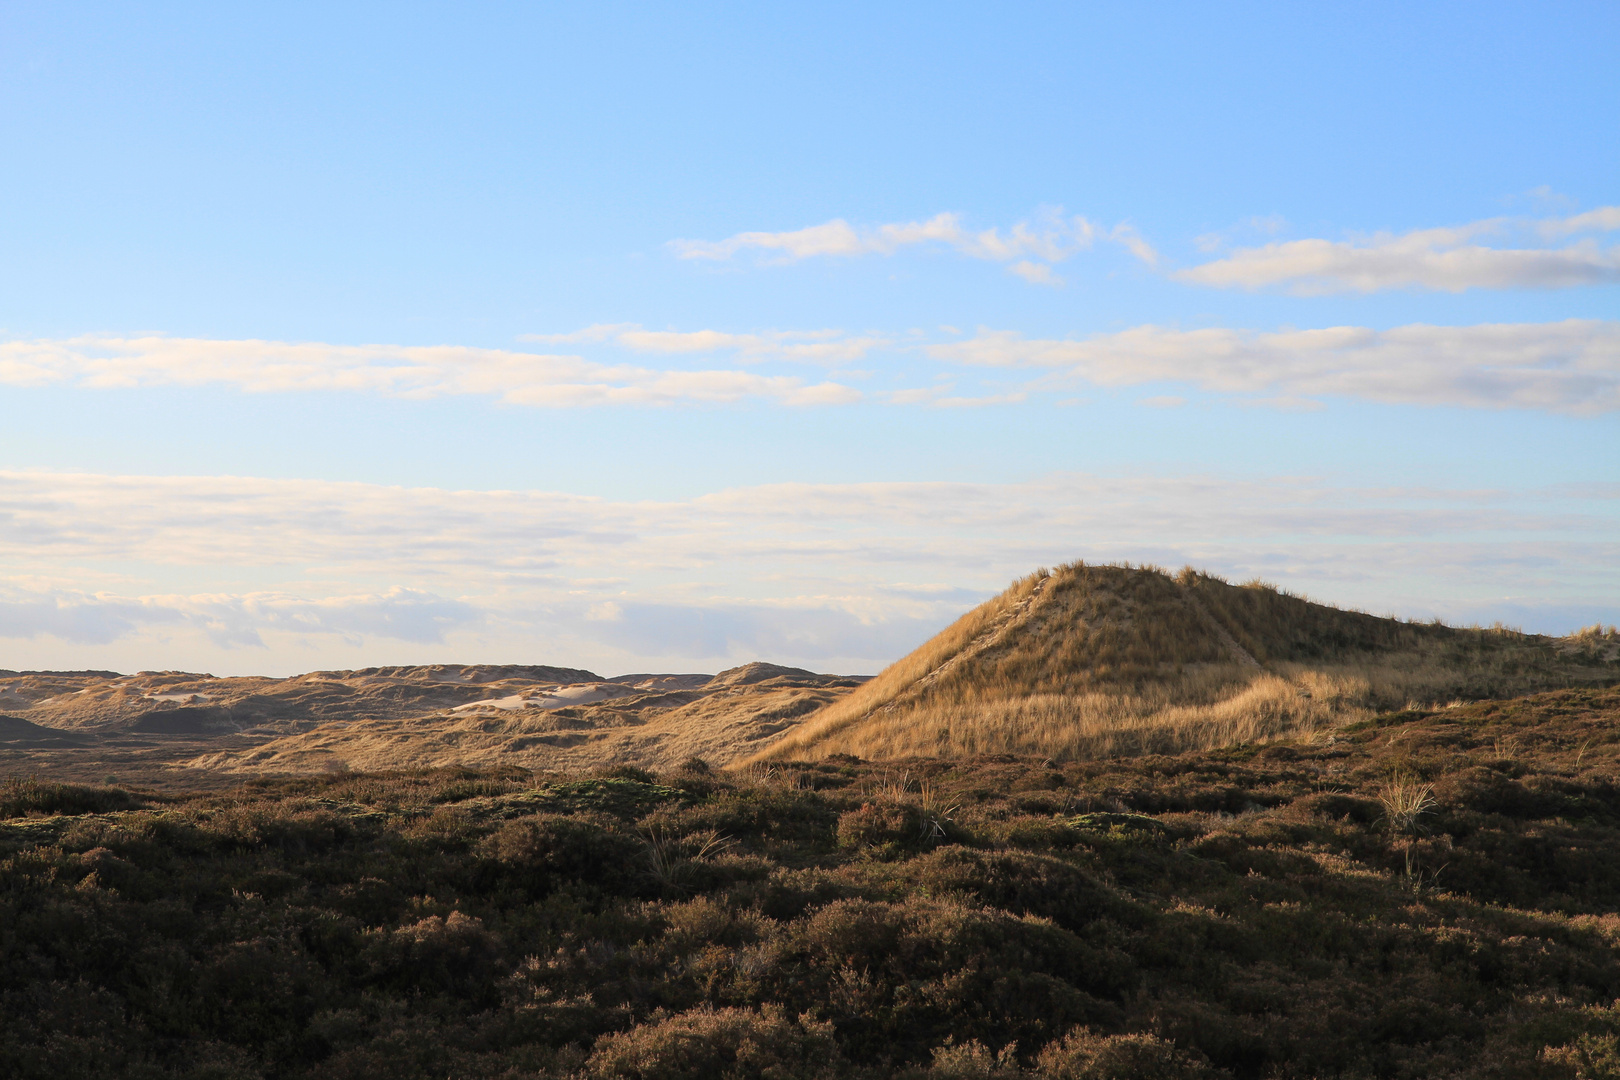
758, 562, 1620, 763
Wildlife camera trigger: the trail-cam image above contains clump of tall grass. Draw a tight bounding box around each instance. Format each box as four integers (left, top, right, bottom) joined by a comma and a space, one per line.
1377, 775, 1437, 836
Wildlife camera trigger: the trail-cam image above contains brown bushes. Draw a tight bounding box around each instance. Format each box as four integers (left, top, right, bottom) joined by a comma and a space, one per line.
585, 1005, 842, 1080
1035, 1028, 1217, 1079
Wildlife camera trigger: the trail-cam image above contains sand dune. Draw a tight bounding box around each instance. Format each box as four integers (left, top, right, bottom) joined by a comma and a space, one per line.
757, 562, 1620, 763
0, 661, 867, 784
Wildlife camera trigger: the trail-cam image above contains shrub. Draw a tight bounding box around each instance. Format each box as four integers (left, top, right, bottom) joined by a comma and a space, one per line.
481, 815, 644, 898
837, 800, 966, 856
642, 827, 737, 895
904, 847, 1122, 932
585, 1005, 843, 1080
0, 778, 143, 818
837, 802, 917, 854
598, 765, 659, 785
1036, 1028, 1216, 1080
1288, 792, 1380, 824
364, 911, 499, 1000
917, 1038, 1024, 1078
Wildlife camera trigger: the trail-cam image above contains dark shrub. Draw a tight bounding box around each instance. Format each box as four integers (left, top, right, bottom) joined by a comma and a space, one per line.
0, 778, 143, 818
330, 876, 407, 926
481, 815, 644, 898
905, 847, 1123, 931
1290, 792, 1380, 824
783, 898, 1120, 1062
1001, 816, 1081, 850
364, 911, 499, 1000
598, 765, 659, 785
836, 802, 962, 856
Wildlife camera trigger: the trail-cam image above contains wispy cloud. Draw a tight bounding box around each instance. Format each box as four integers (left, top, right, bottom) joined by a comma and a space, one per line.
7, 320, 1617, 415
669, 208, 1158, 283
524, 324, 884, 365
930, 320, 1620, 414
1178, 207, 1620, 293
0, 587, 477, 649
0, 469, 1614, 672
0, 334, 862, 407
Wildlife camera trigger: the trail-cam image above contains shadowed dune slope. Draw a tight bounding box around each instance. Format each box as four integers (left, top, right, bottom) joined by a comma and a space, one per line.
756, 562, 1620, 763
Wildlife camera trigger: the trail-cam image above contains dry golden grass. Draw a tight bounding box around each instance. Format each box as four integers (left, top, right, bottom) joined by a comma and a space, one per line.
183, 683, 850, 776
755, 562, 1619, 763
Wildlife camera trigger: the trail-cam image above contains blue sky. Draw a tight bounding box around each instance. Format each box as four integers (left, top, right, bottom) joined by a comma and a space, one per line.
2, 2, 1616, 676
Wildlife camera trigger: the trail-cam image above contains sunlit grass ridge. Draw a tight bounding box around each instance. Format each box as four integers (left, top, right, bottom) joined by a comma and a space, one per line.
757, 561, 1620, 762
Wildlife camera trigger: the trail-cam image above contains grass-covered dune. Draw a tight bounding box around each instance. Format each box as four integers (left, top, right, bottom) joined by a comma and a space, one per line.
7, 686, 1620, 1077
761, 563, 1620, 763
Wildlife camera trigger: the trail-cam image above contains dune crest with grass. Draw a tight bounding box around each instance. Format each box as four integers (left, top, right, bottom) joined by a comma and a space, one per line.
757, 562, 1620, 763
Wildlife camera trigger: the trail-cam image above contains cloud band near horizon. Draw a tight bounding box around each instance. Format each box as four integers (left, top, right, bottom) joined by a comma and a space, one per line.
0, 468, 1614, 675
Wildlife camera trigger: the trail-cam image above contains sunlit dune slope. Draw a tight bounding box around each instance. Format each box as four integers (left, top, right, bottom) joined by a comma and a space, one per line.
0, 662, 867, 783
181, 662, 862, 775
755, 562, 1620, 763
0, 664, 604, 733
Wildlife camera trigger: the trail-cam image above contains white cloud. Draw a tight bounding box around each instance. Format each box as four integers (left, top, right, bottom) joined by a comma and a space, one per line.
525, 324, 884, 365
0, 334, 863, 407
669, 208, 1157, 282
1008, 261, 1061, 286
1179, 207, 1620, 293
7, 320, 1617, 415
0, 468, 1614, 674
930, 320, 1620, 414
882, 385, 1027, 408
0, 586, 477, 649
1539, 206, 1620, 239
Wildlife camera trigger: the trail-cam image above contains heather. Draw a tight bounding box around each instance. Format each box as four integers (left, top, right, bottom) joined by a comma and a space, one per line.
5, 687, 1620, 1077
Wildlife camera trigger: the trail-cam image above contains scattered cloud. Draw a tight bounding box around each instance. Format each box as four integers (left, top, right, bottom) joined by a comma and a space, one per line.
0, 334, 863, 407
669, 208, 1157, 283
1179, 207, 1620, 293
930, 320, 1620, 414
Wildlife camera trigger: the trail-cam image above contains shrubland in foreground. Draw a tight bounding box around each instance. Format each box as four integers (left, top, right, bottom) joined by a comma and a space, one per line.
6, 687, 1620, 1077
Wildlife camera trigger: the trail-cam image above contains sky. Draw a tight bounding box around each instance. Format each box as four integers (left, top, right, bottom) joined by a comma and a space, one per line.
1, 1, 1617, 677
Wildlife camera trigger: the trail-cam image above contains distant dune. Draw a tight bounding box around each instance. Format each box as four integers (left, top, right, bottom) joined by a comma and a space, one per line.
756, 562, 1620, 763
0, 661, 869, 785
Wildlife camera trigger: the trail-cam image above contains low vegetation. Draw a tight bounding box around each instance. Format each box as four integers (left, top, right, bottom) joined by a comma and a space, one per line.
761, 563, 1620, 762
6, 687, 1620, 1076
